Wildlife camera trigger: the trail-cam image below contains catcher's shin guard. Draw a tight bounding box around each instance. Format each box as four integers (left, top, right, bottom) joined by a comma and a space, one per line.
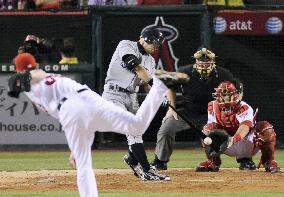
254, 121, 280, 172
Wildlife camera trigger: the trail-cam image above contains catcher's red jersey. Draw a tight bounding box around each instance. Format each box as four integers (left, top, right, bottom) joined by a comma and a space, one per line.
206, 101, 254, 136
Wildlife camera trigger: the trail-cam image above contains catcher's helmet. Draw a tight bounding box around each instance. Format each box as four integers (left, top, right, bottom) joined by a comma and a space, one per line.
213, 81, 240, 112
141, 27, 164, 46
193, 48, 216, 79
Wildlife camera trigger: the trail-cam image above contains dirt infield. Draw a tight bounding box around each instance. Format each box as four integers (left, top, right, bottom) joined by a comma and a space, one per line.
1, 168, 284, 192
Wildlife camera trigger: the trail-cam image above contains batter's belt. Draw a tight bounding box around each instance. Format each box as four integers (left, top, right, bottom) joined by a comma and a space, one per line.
107, 84, 136, 93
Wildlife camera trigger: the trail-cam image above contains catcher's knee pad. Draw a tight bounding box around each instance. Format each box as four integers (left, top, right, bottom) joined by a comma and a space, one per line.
127, 135, 143, 145
255, 121, 276, 163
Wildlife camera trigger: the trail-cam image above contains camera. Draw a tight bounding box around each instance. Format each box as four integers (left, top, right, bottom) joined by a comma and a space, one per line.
20, 35, 56, 63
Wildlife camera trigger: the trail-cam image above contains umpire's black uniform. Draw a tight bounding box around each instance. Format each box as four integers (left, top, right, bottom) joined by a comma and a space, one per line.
154, 65, 235, 162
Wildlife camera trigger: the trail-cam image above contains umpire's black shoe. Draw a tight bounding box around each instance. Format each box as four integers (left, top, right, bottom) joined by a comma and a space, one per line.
150, 157, 167, 170
237, 158, 256, 170
123, 154, 143, 178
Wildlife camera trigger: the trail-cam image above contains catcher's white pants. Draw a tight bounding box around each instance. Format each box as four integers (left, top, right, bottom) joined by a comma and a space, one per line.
59, 76, 167, 197
225, 131, 259, 159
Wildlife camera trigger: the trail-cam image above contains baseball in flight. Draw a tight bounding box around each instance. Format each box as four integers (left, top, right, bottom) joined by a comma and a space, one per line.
204, 137, 212, 145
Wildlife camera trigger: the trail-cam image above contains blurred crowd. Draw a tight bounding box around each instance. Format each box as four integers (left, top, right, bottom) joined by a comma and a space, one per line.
16, 34, 78, 64
0, 0, 283, 10
0, 0, 77, 10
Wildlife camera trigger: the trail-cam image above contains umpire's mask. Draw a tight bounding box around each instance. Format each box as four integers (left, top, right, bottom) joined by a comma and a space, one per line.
193, 48, 216, 80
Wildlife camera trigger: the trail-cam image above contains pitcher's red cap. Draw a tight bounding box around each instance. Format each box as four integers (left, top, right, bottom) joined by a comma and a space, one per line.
14, 53, 37, 72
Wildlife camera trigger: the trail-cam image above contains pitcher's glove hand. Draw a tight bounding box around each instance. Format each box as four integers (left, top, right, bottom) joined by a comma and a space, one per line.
205, 129, 232, 159
7, 71, 32, 98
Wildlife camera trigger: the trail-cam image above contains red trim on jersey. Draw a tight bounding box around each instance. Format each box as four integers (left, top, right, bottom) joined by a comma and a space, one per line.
212, 101, 223, 125
236, 105, 249, 115
240, 120, 253, 128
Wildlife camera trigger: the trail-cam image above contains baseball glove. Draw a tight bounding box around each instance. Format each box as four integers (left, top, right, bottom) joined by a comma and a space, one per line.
155, 70, 189, 88
7, 71, 31, 98
205, 129, 233, 159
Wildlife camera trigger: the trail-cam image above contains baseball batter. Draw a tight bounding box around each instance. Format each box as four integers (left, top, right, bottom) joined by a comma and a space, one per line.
9, 53, 168, 197
196, 81, 280, 173
102, 27, 170, 181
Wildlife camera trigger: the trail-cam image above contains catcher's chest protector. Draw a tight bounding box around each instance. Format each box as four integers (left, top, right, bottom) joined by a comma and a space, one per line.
213, 102, 239, 135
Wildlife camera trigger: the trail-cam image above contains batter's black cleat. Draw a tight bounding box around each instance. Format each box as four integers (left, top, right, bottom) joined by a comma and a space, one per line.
237, 158, 256, 170
141, 166, 171, 181
123, 154, 143, 178
150, 157, 167, 170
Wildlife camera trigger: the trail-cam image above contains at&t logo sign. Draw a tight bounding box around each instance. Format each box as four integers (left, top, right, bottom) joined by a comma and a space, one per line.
266, 17, 283, 34
214, 16, 227, 34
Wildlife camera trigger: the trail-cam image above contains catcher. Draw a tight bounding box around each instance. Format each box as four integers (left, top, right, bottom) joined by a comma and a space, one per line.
196, 80, 280, 173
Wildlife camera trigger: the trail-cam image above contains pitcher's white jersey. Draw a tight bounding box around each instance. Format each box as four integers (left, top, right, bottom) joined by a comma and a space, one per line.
25, 73, 89, 119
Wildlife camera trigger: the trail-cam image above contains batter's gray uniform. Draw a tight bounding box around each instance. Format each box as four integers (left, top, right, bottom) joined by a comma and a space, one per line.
102, 40, 156, 147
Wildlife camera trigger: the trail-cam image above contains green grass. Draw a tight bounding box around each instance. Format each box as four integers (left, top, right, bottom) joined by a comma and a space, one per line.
2, 148, 281, 170
0, 149, 284, 196
0, 148, 284, 170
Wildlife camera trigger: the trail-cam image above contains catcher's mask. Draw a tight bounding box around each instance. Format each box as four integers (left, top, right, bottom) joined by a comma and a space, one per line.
193, 48, 216, 80
213, 81, 239, 112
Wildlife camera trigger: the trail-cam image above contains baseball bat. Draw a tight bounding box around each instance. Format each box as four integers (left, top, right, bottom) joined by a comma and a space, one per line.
167, 103, 207, 140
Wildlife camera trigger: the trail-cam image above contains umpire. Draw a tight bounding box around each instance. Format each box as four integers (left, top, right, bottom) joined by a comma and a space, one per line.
151, 48, 256, 171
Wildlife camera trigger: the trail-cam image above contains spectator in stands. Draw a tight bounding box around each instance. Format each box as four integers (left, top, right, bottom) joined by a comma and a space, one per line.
137, 0, 183, 5
59, 38, 78, 64
205, 0, 244, 6
25, 0, 36, 9
88, 0, 130, 6
0, 0, 17, 10
184, 0, 203, 4
36, 0, 77, 9
243, 0, 284, 5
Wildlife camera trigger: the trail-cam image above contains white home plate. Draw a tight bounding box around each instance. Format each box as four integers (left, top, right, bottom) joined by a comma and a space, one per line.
186, 179, 224, 182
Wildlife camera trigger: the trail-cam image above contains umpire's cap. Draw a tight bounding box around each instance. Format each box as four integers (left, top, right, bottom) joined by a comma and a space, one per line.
141, 27, 164, 45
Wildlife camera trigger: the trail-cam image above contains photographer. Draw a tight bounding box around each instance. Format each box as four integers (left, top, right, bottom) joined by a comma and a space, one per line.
18, 34, 56, 63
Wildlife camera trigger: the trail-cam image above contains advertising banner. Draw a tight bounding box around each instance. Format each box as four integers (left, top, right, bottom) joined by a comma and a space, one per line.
214, 10, 284, 35
0, 71, 82, 145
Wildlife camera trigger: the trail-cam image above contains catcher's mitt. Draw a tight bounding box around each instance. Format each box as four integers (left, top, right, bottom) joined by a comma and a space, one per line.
205, 129, 233, 159
7, 71, 31, 98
